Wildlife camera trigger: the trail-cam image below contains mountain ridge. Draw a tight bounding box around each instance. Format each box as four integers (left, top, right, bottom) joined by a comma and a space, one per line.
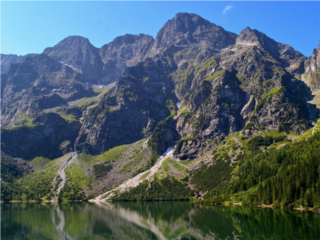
1, 12, 320, 209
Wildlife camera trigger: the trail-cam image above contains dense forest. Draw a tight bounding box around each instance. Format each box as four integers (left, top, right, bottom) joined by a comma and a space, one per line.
200, 132, 320, 209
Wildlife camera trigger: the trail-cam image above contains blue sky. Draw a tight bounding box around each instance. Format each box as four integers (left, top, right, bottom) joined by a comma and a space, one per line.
1, 1, 319, 57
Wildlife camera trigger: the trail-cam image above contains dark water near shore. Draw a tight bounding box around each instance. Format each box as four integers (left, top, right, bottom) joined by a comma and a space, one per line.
1, 201, 320, 240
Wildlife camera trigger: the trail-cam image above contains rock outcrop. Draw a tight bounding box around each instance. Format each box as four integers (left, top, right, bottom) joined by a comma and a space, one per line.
303, 42, 320, 91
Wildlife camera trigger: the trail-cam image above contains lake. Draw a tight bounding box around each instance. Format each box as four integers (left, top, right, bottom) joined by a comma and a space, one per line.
1, 201, 320, 240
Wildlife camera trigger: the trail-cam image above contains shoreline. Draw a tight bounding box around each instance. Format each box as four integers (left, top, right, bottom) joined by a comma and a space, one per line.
195, 201, 320, 213
2, 199, 320, 213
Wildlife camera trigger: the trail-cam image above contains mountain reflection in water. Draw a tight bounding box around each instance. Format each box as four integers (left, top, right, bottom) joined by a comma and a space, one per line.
1, 202, 320, 240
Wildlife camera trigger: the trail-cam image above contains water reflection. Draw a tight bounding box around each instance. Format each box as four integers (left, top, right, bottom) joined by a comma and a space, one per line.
1, 202, 320, 240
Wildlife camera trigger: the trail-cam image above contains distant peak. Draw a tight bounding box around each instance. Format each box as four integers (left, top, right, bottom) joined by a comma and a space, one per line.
243, 26, 253, 31
60, 35, 91, 44
175, 12, 201, 18
43, 35, 96, 55
112, 34, 153, 44
155, 12, 213, 38
173, 12, 211, 26
236, 27, 263, 46
239, 27, 261, 36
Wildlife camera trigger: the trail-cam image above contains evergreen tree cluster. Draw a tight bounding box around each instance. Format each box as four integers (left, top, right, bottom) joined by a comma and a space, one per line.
219, 132, 320, 208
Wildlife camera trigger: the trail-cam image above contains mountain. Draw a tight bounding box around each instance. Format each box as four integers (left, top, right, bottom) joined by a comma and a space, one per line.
1, 53, 94, 128
1, 13, 320, 210
43, 34, 154, 85
43, 36, 103, 84
99, 34, 154, 84
1, 53, 38, 73
146, 13, 237, 58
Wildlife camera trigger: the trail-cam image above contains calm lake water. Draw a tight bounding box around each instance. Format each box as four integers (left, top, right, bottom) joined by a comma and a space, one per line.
1, 201, 320, 240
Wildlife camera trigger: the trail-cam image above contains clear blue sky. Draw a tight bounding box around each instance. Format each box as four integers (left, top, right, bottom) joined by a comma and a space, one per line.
1, 1, 319, 57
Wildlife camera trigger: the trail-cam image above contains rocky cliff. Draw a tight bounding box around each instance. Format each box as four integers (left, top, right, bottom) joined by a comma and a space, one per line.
303, 43, 320, 90
75, 59, 178, 155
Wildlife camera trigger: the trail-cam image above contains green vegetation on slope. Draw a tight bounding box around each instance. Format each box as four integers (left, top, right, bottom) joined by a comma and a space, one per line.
16, 155, 66, 201
203, 132, 320, 209
113, 176, 192, 201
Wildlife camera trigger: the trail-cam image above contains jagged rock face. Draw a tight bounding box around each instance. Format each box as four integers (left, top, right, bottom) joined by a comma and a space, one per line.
0, 53, 38, 74
75, 60, 178, 155
180, 71, 247, 139
99, 34, 154, 84
235, 27, 306, 73
243, 76, 314, 137
43, 34, 155, 85
146, 13, 237, 58
1, 113, 81, 160
1, 54, 94, 127
43, 36, 103, 84
169, 24, 315, 159
174, 71, 248, 159
303, 43, 320, 91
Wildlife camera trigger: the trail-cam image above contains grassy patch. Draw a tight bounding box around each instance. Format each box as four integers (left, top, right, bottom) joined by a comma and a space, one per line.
56, 109, 77, 123
204, 69, 225, 81
30, 157, 51, 171
9, 154, 70, 201
140, 171, 150, 180
78, 145, 128, 165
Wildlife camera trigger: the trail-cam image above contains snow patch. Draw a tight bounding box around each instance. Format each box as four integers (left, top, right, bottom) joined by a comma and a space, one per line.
95, 84, 106, 88
162, 146, 174, 156
176, 102, 180, 109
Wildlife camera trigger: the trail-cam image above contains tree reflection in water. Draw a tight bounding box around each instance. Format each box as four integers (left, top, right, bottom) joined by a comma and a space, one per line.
1, 202, 320, 240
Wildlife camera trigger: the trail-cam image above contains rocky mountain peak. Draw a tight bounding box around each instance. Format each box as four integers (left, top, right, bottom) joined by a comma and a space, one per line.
44, 36, 93, 54
107, 34, 154, 46
171, 12, 212, 32
236, 27, 264, 46
3, 53, 80, 92
43, 35, 102, 84
99, 34, 154, 85
1, 53, 38, 74
19, 53, 63, 74
236, 27, 305, 71
146, 13, 237, 58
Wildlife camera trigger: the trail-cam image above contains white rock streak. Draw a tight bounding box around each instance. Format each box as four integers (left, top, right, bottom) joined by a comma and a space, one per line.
90, 146, 175, 202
